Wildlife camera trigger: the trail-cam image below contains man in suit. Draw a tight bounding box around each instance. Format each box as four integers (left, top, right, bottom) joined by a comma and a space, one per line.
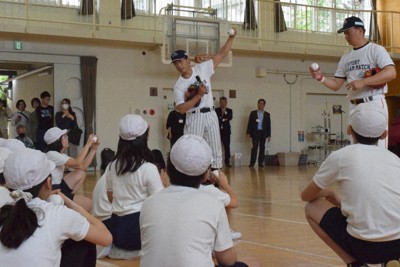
246, 99, 271, 167
215, 97, 233, 167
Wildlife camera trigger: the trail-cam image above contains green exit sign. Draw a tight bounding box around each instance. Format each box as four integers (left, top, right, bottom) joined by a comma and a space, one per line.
14, 41, 22, 50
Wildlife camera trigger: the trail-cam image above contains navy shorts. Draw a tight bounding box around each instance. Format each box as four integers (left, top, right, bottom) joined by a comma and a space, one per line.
52, 180, 74, 200
110, 212, 141, 250
320, 207, 400, 264
216, 262, 248, 267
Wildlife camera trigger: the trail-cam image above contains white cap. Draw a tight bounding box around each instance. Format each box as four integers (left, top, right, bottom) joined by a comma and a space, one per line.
4, 148, 55, 190
1, 139, 26, 152
44, 127, 67, 144
349, 102, 387, 138
170, 134, 212, 176
0, 147, 12, 173
119, 114, 148, 141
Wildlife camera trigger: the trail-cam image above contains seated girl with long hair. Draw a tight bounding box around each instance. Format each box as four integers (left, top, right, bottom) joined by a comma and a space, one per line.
105, 114, 164, 254
0, 148, 112, 267
44, 127, 98, 211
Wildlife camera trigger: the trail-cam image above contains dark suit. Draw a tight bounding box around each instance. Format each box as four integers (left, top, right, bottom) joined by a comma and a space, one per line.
215, 107, 233, 166
166, 110, 186, 148
246, 110, 271, 166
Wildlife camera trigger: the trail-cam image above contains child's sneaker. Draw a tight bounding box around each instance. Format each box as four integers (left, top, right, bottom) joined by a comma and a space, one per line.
96, 245, 112, 259
231, 230, 242, 240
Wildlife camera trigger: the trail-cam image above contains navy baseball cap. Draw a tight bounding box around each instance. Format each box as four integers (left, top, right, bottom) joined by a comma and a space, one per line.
171, 50, 188, 63
337, 16, 365, 33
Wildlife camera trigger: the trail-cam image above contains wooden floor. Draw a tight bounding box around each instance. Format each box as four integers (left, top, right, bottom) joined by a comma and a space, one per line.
81, 165, 346, 267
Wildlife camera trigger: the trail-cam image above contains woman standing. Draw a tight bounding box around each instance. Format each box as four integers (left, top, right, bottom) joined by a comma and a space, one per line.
11, 99, 31, 132
105, 114, 163, 252
56, 98, 78, 157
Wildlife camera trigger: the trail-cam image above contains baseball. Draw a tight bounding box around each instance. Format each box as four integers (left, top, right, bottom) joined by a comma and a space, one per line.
227, 29, 235, 36
47, 194, 64, 205
310, 63, 319, 71
92, 136, 98, 143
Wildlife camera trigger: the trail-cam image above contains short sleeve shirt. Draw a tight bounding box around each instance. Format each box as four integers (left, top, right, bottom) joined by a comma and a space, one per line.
46, 151, 71, 185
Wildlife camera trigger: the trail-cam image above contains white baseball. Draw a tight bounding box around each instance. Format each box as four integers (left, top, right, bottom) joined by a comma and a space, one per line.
227, 29, 235, 36
47, 194, 64, 205
311, 63, 319, 71
92, 136, 98, 142
212, 170, 220, 178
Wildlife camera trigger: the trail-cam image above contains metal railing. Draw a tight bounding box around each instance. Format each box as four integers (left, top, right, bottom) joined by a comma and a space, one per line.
0, 0, 398, 58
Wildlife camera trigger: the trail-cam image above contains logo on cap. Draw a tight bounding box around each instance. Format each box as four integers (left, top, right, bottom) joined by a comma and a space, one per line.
337, 16, 364, 33
170, 50, 188, 63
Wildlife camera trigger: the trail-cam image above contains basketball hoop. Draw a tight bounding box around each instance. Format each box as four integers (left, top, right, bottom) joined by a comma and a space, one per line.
194, 54, 214, 63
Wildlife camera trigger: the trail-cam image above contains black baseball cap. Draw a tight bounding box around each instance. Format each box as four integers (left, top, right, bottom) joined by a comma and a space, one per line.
337, 16, 365, 33
170, 50, 188, 63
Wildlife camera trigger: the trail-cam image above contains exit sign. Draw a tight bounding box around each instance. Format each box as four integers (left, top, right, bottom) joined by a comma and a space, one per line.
13, 41, 22, 50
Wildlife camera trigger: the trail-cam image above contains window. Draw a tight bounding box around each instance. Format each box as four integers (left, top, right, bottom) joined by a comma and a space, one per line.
26, 0, 79, 7
280, 0, 372, 34
135, 0, 250, 23
0, 71, 16, 101
205, 0, 246, 22
134, 0, 196, 15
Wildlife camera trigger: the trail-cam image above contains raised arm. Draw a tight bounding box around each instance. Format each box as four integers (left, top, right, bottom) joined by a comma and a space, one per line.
213, 29, 237, 69
65, 134, 99, 170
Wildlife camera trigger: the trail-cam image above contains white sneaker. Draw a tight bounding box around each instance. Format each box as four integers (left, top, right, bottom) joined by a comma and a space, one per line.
108, 246, 141, 260
96, 245, 112, 259
231, 230, 242, 240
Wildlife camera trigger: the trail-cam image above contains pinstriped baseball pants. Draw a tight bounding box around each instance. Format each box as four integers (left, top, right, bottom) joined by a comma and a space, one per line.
184, 110, 223, 169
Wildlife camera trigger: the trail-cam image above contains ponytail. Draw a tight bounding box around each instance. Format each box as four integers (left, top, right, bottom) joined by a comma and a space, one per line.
0, 177, 47, 249
0, 199, 39, 248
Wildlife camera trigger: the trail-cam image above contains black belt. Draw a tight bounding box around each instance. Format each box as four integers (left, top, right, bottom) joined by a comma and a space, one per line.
350, 96, 374, 105
192, 107, 214, 114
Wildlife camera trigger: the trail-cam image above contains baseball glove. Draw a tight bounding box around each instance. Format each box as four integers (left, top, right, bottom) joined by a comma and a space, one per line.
185, 84, 201, 107
364, 67, 385, 89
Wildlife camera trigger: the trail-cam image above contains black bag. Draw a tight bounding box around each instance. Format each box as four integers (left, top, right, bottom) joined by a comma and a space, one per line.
101, 148, 115, 172
67, 126, 83, 146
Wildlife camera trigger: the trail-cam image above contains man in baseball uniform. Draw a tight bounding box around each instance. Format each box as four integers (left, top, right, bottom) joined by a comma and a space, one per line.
171, 30, 237, 170
309, 16, 396, 148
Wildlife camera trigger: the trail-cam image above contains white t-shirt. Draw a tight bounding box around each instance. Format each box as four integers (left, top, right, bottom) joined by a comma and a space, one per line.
313, 144, 400, 241
140, 185, 233, 267
0, 198, 89, 267
173, 60, 215, 112
105, 161, 163, 216
0, 186, 12, 207
199, 184, 230, 207
46, 151, 71, 185
335, 42, 395, 100
92, 174, 111, 221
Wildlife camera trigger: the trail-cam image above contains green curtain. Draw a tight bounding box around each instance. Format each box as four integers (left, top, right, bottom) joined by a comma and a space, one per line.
369, 0, 380, 43
80, 0, 93, 15
243, 0, 257, 30
274, 0, 287, 33
121, 0, 136, 20
80, 56, 97, 168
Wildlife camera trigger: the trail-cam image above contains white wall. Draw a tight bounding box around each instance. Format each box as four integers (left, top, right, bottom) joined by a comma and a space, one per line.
0, 38, 351, 166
